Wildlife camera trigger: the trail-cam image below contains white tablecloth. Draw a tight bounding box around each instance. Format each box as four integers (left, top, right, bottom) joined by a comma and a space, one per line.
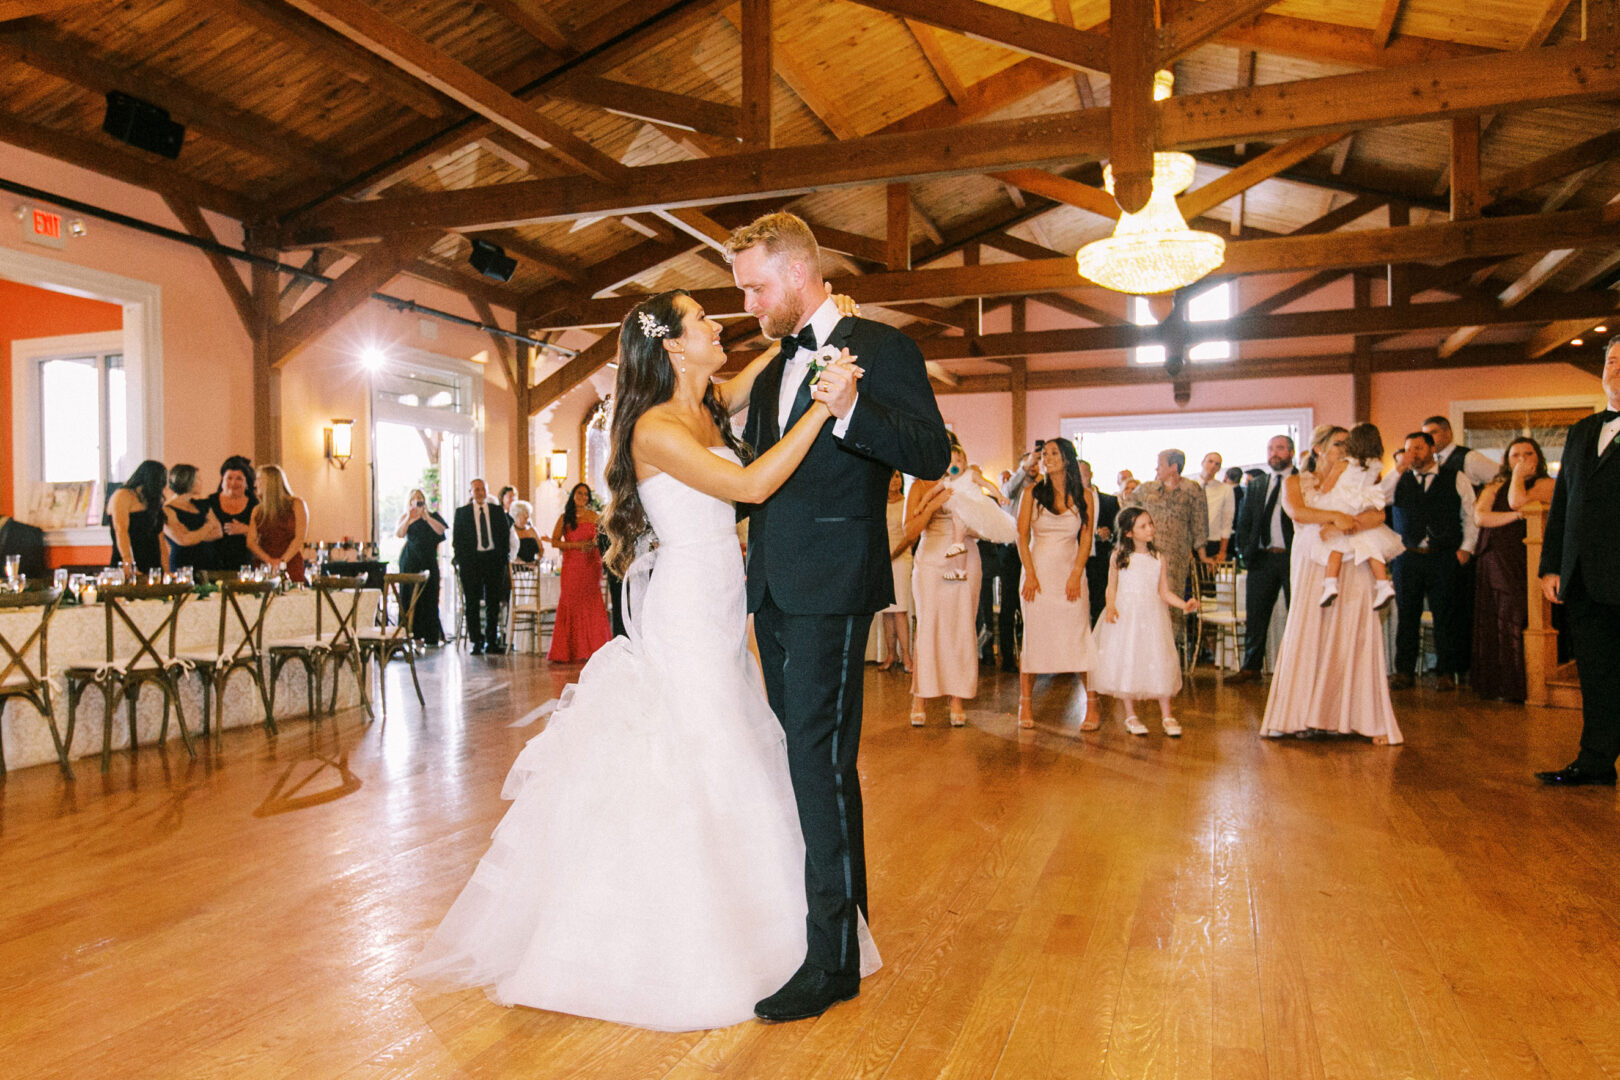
0, 589, 379, 772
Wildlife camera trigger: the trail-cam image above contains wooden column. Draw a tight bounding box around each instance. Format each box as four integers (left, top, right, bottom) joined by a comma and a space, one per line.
740, 0, 773, 148
885, 182, 911, 271
250, 254, 280, 464
1385, 202, 1411, 305
1109, 0, 1157, 214
1450, 117, 1482, 221
515, 343, 533, 496
1352, 271, 1373, 422
1009, 298, 1027, 459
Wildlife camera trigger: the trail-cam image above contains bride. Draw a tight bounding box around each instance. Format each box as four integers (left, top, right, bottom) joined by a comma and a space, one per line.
409, 288, 880, 1031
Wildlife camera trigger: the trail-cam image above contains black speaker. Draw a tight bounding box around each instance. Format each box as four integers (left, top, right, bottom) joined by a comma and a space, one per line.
103, 91, 185, 159
468, 239, 516, 282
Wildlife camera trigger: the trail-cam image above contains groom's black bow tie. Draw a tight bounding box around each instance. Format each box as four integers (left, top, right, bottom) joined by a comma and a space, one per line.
1601, 409, 1620, 423
778, 325, 818, 362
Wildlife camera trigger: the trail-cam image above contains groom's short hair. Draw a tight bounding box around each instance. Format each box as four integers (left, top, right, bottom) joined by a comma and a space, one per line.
723, 211, 820, 272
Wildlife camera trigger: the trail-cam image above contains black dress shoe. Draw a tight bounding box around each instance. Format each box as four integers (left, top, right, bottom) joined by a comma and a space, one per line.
1224, 669, 1260, 685
485, 644, 507, 655
1388, 673, 1415, 690
469, 642, 485, 655
1535, 762, 1618, 786
754, 962, 859, 1023
1000, 659, 1018, 673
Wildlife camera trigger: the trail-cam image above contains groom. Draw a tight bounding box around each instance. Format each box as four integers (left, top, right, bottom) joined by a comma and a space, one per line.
726, 212, 951, 1021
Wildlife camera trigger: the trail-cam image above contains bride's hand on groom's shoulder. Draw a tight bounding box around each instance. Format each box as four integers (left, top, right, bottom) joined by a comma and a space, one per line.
826, 283, 861, 318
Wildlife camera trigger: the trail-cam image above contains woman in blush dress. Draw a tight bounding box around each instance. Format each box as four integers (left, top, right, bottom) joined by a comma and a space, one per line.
1260, 425, 1402, 744
906, 432, 980, 728
1472, 437, 1556, 703
1015, 437, 1097, 730
397, 487, 448, 645
247, 465, 308, 583
547, 483, 613, 662
876, 471, 914, 673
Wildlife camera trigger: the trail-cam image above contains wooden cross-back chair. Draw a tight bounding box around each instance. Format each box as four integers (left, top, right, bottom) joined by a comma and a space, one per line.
63, 583, 194, 773
267, 576, 372, 722
358, 572, 428, 715
0, 587, 69, 779
182, 579, 279, 738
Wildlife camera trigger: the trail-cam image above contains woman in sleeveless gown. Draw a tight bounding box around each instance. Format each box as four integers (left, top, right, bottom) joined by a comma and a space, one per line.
1015, 437, 1096, 728
411, 290, 878, 1031
247, 465, 308, 583
548, 483, 612, 662
1260, 426, 1402, 743
107, 459, 167, 575
396, 488, 448, 645
163, 463, 222, 573
904, 433, 981, 726
510, 500, 542, 563
1471, 437, 1557, 703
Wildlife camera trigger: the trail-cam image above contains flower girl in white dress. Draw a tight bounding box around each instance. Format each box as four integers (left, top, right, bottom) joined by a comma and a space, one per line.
1091, 507, 1200, 737
1312, 423, 1403, 610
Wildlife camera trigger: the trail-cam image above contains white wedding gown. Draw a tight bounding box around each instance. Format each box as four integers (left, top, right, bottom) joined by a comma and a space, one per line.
410, 448, 879, 1031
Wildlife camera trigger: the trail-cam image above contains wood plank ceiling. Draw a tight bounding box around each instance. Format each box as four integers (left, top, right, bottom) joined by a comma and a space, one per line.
3, 0, 1618, 409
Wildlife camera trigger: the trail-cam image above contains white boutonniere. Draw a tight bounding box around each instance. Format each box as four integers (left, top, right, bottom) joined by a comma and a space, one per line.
805, 344, 840, 387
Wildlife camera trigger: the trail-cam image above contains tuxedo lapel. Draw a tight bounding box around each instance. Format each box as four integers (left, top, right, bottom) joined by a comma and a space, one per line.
1594, 416, 1620, 472
755, 351, 788, 447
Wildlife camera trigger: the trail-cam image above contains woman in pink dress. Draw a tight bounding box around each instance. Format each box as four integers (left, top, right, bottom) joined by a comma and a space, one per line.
1015, 437, 1097, 730
548, 482, 613, 662
905, 433, 980, 728
1260, 425, 1402, 744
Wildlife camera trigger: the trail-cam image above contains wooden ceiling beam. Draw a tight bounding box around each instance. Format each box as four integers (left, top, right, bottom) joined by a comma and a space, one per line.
214, 0, 452, 118
721, 5, 862, 139
1526, 299, 1620, 357
479, 0, 576, 54
906, 20, 971, 104
533, 201, 1620, 329
282, 0, 628, 183
286, 41, 1620, 243
0, 1, 90, 17
278, 249, 342, 315
1028, 292, 1127, 326
992, 169, 1118, 220
530, 330, 621, 414
0, 27, 346, 179
524, 234, 703, 328
652, 207, 734, 253
1486, 127, 1620, 206
1204, 8, 1493, 68
840, 0, 1110, 73
740, 0, 773, 148
1178, 132, 1346, 221
544, 75, 741, 140
0, 111, 256, 219
163, 196, 255, 334
1159, 0, 1280, 64
1451, 116, 1482, 221
269, 230, 442, 366
876, 56, 1073, 136
1373, 0, 1405, 48
1109, 0, 1156, 214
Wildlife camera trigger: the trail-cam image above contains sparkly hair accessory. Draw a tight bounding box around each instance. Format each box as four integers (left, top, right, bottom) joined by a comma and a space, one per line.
638, 311, 669, 339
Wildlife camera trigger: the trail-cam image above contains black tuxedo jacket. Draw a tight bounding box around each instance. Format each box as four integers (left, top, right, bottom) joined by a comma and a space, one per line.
1540, 411, 1620, 605
741, 315, 951, 615
1092, 490, 1119, 554
451, 501, 511, 565
1235, 471, 1294, 562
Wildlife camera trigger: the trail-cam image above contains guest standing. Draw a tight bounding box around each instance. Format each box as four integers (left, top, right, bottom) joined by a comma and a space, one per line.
1535, 341, 1620, 785
107, 459, 167, 575
877, 471, 913, 673
247, 465, 308, 582
1421, 415, 1499, 487
1199, 451, 1235, 562
206, 455, 257, 572
1092, 508, 1199, 736
1259, 427, 1402, 743
498, 485, 517, 519
1388, 431, 1478, 690
1015, 437, 1096, 729
162, 463, 222, 574
1080, 458, 1117, 625
1227, 435, 1297, 684
396, 487, 448, 645
907, 433, 979, 727
1123, 448, 1209, 638
1470, 439, 1556, 703
511, 500, 542, 562
548, 482, 612, 662
1225, 466, 1246, 528
452, 478, 512, 655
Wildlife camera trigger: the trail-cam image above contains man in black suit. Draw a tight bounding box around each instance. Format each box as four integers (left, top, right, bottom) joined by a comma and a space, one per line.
1227, 434, 1296, 684
450, 478, 511, 654
729, 212, 951, 1020
1536, 339, 1620, 786
1079, 459, 1118, 624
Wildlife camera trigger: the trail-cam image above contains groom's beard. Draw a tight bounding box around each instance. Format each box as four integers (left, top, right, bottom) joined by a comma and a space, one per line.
757, 296, 805, 341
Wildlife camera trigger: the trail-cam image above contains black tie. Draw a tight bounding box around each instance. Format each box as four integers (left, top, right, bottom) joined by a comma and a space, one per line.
777, 324, 817, 362
1259, 474, 1281, 547
476, 504, 488, 549
1600, 409, 1619, 423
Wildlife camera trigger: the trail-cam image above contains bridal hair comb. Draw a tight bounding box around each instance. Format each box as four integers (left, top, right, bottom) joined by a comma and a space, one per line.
638, 311, 669, 339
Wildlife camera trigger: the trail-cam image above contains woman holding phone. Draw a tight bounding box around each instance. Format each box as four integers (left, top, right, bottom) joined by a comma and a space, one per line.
397, 487, 448, 645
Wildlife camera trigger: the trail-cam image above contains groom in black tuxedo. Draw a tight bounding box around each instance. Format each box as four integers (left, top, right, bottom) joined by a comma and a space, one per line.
1536, 339, 1620, 786
728, 212, 952, 1020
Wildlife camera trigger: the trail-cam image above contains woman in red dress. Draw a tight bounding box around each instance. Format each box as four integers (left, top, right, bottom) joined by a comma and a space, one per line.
548, 482, 612, 662
247, 464, 308, 583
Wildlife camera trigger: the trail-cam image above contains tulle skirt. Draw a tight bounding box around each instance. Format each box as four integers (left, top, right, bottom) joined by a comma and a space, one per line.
1091, 600, 1183, 698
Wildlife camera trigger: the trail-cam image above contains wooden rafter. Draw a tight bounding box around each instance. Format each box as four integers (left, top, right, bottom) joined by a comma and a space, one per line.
740, 0, 773, 148
268, 231, 442, 366
480, 0, 575, 54
529, 331, 621, 415
992, 169, 1119, 220
1158, 0, 1280, 64
545, 76, 741, 140
1373, 0, 1405, 48
163, 196, 255, 335
721, 5, 861, 139
1110, 0, 1156, 214
841, 0, 1109, 73
1178, 133, 1346, 221
906, 20, 970, 104
1451, 116, 1482, 220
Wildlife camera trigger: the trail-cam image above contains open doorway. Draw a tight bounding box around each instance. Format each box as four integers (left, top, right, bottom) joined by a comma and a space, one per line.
1060, 407, 1312, 493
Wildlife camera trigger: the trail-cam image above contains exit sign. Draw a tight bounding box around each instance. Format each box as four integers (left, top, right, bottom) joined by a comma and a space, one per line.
22, 208, 66, 249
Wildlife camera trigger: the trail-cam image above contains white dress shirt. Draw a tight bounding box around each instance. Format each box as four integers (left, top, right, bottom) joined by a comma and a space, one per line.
1433, 442, 1499, 487
1406, 464, 1480, 554
777, 297, 855, 439
1260, 467, 1293, 549
1202, 477, 1235, 542
1598, 410, 1620, 457
474, 500, 493, 551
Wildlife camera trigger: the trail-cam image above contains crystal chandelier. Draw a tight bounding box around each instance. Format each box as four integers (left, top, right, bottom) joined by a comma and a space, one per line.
1074, 72, 1226, 296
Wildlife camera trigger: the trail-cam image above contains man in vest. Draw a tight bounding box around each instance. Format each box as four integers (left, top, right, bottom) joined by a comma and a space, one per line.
1226, 434, 1296, 684
1422, 415, 1498, 487
1388, 431, 1478, 690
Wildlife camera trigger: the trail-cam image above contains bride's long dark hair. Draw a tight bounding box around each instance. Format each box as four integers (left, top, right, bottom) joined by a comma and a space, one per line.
602, 290, 752, 575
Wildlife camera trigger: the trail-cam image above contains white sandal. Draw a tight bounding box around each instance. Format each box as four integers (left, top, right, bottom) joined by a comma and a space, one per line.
1125, 715, 1148, 736
1162, 717, 1182, 737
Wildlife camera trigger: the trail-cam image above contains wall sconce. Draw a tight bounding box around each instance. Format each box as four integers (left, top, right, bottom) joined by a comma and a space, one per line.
548, 449, 568, 486
325, 418, 355, 469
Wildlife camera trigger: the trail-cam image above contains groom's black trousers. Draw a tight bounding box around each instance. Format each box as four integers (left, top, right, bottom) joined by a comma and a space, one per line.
753, 590, 870, 978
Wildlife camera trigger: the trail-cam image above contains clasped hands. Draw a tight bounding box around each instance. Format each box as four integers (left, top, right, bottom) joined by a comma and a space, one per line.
809, 348, 862, 418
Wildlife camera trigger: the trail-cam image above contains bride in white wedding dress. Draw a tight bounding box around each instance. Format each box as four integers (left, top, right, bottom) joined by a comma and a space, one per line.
410, 289, 879, 1031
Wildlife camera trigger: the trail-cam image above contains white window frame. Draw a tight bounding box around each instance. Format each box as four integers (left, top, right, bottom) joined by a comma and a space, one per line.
1131, 282, 1235, 366
1060, 406, 1313, 468
2, 247, 162, 547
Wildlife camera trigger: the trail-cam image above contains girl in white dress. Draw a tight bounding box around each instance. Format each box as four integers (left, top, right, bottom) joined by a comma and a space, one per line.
1313, 423, 1402, 610
409, 289, 879, 1031
1091, 507, 1200, 737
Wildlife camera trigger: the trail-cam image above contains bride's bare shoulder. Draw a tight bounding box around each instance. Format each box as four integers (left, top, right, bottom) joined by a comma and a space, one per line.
631, 405, 697, 480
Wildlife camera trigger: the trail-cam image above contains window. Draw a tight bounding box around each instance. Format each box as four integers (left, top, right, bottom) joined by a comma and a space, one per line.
37, 350, 126, 489
584, 398, 612, 506
1059, 407, 1311, 494
1130, 282, 1234, 365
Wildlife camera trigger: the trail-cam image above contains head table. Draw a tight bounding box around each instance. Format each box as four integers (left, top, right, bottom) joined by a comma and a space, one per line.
0, 588, 380, 773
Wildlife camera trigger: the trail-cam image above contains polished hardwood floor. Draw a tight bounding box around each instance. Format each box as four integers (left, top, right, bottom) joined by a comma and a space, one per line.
3, 647, 1618, 1080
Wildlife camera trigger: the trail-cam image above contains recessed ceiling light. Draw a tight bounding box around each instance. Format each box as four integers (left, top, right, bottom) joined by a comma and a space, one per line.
1571, 338, 1585, 346
1595, 325, 1608, 333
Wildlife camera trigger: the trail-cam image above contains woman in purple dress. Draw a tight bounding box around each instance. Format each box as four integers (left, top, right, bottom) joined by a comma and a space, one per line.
1471, 437, 1556, 702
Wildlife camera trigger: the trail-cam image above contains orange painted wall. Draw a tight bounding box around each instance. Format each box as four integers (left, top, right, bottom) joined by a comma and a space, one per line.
0, 279, 123, 516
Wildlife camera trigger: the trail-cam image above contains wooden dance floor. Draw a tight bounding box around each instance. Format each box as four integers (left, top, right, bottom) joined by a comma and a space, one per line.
3, 650, 1617, 1079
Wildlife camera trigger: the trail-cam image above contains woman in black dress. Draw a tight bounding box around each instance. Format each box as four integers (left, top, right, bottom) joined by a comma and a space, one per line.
396, 487, 448, 644
206, 455, 258, 572
163, 463, 222, 573
510, 499, 541, 562
1472, 437, 1557, 702
107, 459, 167, 574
